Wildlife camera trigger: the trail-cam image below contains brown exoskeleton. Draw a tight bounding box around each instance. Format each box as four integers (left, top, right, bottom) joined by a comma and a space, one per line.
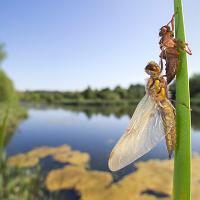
159, 13, 192, 84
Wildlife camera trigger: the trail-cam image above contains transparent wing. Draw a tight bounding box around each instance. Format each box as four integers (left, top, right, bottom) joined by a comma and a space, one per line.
108, 94, 165, 171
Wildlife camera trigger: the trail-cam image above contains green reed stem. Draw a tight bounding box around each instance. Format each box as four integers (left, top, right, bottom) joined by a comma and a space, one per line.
173, 0, 191, 199
0, 106, 9, 158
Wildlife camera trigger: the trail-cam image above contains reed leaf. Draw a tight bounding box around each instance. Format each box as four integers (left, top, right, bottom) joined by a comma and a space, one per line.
173, 0, 191, 199
0, 106, 9, 157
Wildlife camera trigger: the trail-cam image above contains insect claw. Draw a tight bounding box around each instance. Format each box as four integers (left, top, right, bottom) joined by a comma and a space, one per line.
159, 102, 164, 108
168, 151, 173, 159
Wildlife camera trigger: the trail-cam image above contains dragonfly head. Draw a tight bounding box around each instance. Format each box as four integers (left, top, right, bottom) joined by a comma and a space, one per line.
159, 25, 171, 36
145, 61, 161, 77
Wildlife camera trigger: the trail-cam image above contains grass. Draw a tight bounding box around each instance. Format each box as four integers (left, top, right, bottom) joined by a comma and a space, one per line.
0, 102, 59, 200
0, 155, 59, 200
173, 0, 191, 199
0, 102, 27, 150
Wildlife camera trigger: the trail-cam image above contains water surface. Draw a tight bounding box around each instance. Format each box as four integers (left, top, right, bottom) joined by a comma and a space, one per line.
6, 106, 200, 176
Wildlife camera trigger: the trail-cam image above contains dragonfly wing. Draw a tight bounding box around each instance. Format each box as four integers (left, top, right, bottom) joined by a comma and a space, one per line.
108, 94, 165, 171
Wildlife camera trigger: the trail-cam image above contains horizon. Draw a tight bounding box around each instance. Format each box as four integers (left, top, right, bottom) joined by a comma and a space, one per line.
17, 71, 199, 93
0, 0, 199, 91
17, 82, 145, 92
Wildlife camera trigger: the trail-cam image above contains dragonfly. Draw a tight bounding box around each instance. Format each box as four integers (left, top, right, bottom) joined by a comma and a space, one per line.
108, 61, 176, 171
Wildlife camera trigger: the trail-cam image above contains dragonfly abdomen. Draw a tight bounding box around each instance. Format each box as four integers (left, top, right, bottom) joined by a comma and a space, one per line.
160, 100, 176, 158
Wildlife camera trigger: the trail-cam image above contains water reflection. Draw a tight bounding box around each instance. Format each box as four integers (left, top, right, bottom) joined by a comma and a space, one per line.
64, 105, 200, 130
64, 105, 134, 119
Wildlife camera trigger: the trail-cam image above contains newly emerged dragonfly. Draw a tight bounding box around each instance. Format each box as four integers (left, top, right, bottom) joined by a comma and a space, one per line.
108, 62, 176, 171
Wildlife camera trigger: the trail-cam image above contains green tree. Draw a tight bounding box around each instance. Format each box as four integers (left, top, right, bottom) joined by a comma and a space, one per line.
127, 84, 145, 99
113, 86, 127, 99
0, 44, 6, 65
0, 44, 16, 103
82, 86, 96, 99
97, 88, 120, 100
0, 69, 16, 103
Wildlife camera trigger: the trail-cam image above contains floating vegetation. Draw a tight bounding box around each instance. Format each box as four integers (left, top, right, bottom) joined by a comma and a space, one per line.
8, 145, 89, 168
53, 150, 90, 167
7, 153, 39, 168
7, 145, 200, 199
45, 159, 173, 200
45, 166, 112, 194
26, 145, 71, 158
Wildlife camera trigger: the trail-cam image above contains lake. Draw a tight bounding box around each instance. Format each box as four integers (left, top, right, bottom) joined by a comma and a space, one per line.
6, 105, 200, 178
5, 106, 200, 199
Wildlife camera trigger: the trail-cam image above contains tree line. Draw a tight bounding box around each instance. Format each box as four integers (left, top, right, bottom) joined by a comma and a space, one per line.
18, 74, 200, 106
19, 84, 145, 105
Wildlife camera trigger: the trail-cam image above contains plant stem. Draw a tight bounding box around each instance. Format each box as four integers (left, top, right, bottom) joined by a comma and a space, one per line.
173, 0, 191, 199
0, 107, 9, 158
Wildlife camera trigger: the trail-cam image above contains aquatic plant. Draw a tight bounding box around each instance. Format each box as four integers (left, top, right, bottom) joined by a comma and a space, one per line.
8, 145, 90, 168
8, 145, 200, 199
45, 150, 200, 200
0, 154, 59, 200
173, 0, 191, 199
0, 107, 9, 157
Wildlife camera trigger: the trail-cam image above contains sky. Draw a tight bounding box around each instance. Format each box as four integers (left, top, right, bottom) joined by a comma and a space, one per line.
0, 0, 199, 91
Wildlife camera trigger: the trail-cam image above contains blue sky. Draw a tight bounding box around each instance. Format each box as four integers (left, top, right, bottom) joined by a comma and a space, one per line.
0, 0, 199, 91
